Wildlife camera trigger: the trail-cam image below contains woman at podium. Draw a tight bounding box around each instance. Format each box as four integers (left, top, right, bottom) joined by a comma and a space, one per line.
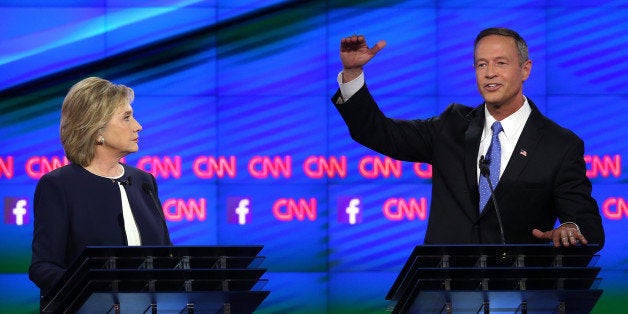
28, 77, 172, 297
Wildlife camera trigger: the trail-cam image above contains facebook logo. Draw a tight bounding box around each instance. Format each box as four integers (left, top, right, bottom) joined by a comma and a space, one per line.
4, 197, 29, 226
337, 196, 362, 224
227, 197, 251, 225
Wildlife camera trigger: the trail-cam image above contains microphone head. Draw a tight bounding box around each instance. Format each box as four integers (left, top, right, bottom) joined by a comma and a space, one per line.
113, 177, 131, 185
479, 155, 491, 177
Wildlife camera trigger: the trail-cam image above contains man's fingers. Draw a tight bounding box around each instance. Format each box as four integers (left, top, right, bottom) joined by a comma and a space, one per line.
532, 228, 563, 247
341, 35, 364, 48
370, 40, 387, 55
533, 228, 590, 248
560, 233, 570, 246
556, 226, 588, 247
567, 228, 588, 245
531, 228, 548, 239
340, 36, 385, 55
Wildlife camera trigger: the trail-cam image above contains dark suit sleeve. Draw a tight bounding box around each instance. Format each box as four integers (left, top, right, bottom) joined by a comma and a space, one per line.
29, 174, 69, 295
554, 138, 605, 248
332, 85, 439, 163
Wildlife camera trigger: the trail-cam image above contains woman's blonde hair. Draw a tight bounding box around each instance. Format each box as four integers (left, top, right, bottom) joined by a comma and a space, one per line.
60, 77, 134, 166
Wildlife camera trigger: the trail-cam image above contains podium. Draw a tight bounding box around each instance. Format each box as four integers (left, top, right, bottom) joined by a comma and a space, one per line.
41, 246, 269, 314
386, 244, 602, 314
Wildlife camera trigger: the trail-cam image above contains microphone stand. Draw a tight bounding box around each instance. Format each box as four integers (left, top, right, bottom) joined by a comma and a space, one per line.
479, 156, 506, 245
142, 183, 172, 245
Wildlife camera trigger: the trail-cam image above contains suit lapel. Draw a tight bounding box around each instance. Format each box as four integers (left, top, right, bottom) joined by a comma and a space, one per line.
496, 101, 545, 194
464, 106, 485, 214
460, 101, 545, 217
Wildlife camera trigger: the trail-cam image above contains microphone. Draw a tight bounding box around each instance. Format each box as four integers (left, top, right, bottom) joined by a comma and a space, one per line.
113, 176, 132, 186
142, 182, 171, 245
479, 155, 506, 245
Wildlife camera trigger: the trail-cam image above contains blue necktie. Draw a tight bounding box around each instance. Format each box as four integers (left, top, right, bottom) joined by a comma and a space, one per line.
479, 121, 503, 211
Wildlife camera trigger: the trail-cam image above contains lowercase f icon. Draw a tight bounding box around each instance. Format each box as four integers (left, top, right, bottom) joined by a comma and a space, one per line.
227, 197, 251, 225
4, 197, 29, 226
338, 196, 362, 224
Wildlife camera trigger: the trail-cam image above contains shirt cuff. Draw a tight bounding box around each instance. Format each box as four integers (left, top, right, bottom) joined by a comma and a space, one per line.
337, 71, 365, 103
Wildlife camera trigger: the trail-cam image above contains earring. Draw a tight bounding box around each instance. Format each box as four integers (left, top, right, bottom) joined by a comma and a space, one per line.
97, 136, 105, 145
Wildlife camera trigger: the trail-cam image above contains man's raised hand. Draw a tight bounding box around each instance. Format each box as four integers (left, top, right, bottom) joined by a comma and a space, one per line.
340, 35, 386, 82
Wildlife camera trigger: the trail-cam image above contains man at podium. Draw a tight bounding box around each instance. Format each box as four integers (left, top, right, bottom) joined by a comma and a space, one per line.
331, 28, 604, 250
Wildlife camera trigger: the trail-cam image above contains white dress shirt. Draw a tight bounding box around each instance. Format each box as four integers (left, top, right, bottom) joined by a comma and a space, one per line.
477, 98, 531, 183
108, 169, 142, 246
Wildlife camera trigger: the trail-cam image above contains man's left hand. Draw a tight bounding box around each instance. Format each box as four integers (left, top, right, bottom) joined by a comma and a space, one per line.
532, 223, 588, 247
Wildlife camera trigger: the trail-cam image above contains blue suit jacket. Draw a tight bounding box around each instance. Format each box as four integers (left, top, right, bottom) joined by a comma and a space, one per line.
333, 85, 604, 248
29, 163, 171, 296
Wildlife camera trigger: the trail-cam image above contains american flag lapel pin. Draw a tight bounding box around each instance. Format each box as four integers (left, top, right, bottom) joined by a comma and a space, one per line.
519, 149, 527, 157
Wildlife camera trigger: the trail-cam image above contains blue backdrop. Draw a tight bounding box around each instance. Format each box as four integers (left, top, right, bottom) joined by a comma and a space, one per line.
1, 0, 627, 313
